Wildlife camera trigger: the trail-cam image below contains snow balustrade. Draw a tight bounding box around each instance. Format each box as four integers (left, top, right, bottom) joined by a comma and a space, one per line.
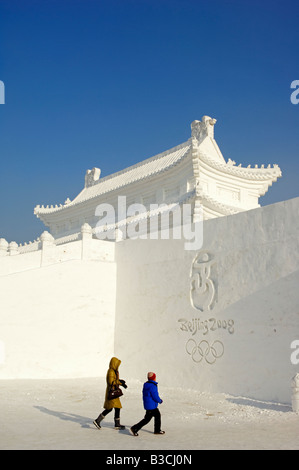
0, 223, 115, 275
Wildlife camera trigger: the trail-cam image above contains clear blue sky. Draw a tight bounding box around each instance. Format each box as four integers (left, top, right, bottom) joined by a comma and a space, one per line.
0, 0, 298, 244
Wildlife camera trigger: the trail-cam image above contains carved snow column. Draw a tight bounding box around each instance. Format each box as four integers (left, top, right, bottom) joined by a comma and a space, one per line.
8, 241, 19, 256
81, 223, 92, 260
292, 374, 299, 413
0, 238, 9, 256
40, 231, 55, 266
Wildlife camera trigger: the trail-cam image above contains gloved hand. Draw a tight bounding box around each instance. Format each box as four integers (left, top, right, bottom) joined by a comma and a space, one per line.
120, 379, 127, 389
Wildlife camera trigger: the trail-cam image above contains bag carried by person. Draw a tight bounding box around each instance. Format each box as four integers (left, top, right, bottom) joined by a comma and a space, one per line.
108, 383, 123, 400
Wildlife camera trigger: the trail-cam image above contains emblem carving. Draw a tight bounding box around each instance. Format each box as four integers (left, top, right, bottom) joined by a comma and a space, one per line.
190, 251, 217, 312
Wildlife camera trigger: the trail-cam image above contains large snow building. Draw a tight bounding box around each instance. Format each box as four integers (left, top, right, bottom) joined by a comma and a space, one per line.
33, 116, 281, 240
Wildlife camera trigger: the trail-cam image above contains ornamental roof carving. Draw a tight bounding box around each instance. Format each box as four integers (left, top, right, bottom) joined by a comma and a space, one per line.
198, 148, 281, 181
34, 141, 191, 215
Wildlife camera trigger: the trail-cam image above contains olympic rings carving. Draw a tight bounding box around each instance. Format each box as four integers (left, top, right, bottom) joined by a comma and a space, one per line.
186, 339, 224, 364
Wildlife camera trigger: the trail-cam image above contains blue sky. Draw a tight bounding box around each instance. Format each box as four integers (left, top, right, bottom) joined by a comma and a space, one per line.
0, 0, 298, 244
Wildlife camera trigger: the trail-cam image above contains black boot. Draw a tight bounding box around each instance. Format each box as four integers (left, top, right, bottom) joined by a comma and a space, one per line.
114, 418, 125, 430
130, 426, 139, 436
93, 413, 104, 429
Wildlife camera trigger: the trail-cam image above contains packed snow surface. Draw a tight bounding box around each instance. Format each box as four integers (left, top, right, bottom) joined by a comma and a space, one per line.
1, 377, 299, 450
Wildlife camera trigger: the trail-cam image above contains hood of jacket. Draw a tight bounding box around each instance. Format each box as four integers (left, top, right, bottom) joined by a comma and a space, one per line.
109, 357, 121, 371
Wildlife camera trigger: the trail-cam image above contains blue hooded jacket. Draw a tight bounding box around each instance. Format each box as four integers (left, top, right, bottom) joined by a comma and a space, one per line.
142, 380, 162, 410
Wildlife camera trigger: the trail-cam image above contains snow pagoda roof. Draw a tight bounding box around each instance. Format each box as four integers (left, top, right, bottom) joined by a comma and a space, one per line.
74, 141, 191, 206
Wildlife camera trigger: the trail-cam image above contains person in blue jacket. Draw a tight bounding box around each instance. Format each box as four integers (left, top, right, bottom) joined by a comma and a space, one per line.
130, 372, 165, 436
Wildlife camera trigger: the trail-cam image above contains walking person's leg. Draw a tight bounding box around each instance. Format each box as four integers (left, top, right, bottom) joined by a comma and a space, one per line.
114, 407, 125, 430
153, 408, 161, 433
130, 410, 153, 436
153, 408, 165, 434
93, 408, 112, 429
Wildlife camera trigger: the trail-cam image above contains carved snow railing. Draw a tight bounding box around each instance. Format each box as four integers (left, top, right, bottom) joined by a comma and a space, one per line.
0, 224, 95, 259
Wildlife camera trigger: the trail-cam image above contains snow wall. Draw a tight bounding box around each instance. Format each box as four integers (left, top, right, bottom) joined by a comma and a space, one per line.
0, 240, 117, 379
0, 197, 298, 404
114, 197, 299, 404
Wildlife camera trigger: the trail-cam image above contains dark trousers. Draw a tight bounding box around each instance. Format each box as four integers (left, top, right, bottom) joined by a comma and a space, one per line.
133, 408, 161, 433
102, 407, 120, 419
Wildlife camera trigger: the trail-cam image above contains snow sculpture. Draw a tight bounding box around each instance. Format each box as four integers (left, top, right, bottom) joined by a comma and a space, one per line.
291, 374, 299, 413
0, 238, 8, 256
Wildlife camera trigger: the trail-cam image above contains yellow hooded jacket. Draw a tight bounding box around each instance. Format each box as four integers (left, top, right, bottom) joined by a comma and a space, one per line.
103, 357, 123, 410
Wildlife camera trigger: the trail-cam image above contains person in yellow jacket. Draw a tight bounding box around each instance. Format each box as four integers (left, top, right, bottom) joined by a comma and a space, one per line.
93, 357, 127, 430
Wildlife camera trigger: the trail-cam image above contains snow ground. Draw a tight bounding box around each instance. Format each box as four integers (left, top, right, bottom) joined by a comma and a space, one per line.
1, 377, 299, 450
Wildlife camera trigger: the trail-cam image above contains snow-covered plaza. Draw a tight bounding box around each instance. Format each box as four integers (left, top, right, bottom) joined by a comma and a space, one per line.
1, 377, 299, 450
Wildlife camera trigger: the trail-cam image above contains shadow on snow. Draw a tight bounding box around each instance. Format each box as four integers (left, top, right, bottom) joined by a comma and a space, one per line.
33, 405, 137, 435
